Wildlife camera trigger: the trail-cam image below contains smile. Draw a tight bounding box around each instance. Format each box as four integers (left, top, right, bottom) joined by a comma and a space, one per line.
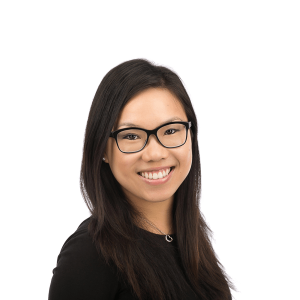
138, 167, 174, 179
137, 167, 175, 185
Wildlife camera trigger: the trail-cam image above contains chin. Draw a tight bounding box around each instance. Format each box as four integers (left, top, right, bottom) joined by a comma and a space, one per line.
142, 192, 174, 203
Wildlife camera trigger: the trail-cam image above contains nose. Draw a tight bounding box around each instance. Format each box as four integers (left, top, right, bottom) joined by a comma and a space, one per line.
146, 133, 161, 148
141, 134, 168, 161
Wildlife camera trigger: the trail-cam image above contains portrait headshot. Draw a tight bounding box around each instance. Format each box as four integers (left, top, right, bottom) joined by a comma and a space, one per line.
1, 1, 299, 300
47, 58, 234, 300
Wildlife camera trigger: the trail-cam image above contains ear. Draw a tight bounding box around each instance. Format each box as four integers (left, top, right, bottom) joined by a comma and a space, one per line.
103, 154, 108, 163
103, 136, 112, 163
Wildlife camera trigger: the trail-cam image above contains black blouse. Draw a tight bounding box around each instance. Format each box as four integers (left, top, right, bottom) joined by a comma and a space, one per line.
48, 217, 201, 300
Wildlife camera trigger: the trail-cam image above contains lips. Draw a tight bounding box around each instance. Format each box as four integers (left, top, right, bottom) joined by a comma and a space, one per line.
137, 166, 175, 176
138, 166, 175, 176
138, 166, 175, 185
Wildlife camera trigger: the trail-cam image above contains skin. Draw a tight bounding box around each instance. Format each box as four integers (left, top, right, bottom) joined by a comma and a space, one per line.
103, 87, 192, 234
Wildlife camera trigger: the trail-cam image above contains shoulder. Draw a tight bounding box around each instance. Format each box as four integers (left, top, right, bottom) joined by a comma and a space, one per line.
58, 217, 95, 259
48, 217, 120, 300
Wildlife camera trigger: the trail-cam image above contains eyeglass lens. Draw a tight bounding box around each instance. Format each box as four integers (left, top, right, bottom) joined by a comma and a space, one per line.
116, 123, 187, 153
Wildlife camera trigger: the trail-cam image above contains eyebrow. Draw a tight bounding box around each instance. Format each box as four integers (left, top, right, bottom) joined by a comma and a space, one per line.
117, 117, 184, 130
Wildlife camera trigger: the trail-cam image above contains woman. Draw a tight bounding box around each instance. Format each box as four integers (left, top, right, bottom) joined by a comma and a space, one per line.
48, 59, 234, 300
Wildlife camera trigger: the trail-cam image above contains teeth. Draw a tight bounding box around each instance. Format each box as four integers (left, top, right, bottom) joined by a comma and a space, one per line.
140, 168, 172, 180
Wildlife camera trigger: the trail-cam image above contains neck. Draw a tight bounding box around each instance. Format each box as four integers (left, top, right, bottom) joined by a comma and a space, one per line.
123, 189, 175, 234
137, 209, 174, 235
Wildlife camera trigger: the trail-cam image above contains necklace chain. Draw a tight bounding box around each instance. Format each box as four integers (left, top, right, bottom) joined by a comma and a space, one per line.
141, 217, 173, 242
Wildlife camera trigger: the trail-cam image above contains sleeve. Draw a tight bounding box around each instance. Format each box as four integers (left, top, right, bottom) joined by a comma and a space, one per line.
48, 229, 120, 300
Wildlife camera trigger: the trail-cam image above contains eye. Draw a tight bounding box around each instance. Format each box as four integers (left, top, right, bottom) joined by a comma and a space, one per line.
164, 129, 178, 135
123, 134, 140, 140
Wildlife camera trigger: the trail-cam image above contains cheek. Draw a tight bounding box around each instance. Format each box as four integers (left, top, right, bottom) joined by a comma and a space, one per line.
177, 142, 192, 173
110, 153, 136, 182
109, 142, 127, 173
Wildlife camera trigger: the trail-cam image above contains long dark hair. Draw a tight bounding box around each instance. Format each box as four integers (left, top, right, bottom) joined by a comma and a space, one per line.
80, 59, 234, 300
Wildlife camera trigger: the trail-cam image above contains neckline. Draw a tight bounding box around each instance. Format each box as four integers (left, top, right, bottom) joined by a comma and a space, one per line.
137, 225, 176, 236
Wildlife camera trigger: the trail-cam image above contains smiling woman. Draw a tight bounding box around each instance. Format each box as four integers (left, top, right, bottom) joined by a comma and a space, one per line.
48, 59, 235, 300
104, 88, 193, 232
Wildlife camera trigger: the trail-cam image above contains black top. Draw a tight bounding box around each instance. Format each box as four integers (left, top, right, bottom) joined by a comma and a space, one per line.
48, 217, 201, 300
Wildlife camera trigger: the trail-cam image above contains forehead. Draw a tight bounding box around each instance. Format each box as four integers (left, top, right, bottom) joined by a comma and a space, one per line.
115, 88, 187, 130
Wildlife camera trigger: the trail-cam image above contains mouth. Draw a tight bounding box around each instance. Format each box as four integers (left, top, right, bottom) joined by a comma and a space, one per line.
137, 166, 175, 185
137, 166, 175, 178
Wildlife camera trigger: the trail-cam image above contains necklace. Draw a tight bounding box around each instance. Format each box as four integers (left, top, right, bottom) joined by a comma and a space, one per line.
141, 217, 173, 242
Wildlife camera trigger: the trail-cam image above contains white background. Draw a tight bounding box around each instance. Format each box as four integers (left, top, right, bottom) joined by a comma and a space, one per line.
1, 1, 299, 299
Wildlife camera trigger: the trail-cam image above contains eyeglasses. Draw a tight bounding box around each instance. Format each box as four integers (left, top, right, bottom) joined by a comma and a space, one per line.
109, 121, 192, 153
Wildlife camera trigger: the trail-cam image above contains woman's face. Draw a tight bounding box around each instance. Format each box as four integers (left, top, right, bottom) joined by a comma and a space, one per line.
104, 87, 192, 210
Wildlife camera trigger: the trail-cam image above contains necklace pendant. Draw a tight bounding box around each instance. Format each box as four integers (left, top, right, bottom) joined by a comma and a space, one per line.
165, 235, 173, 242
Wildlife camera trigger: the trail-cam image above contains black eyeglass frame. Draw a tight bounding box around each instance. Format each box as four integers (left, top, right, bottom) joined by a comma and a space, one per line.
109, 121, 192, 154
